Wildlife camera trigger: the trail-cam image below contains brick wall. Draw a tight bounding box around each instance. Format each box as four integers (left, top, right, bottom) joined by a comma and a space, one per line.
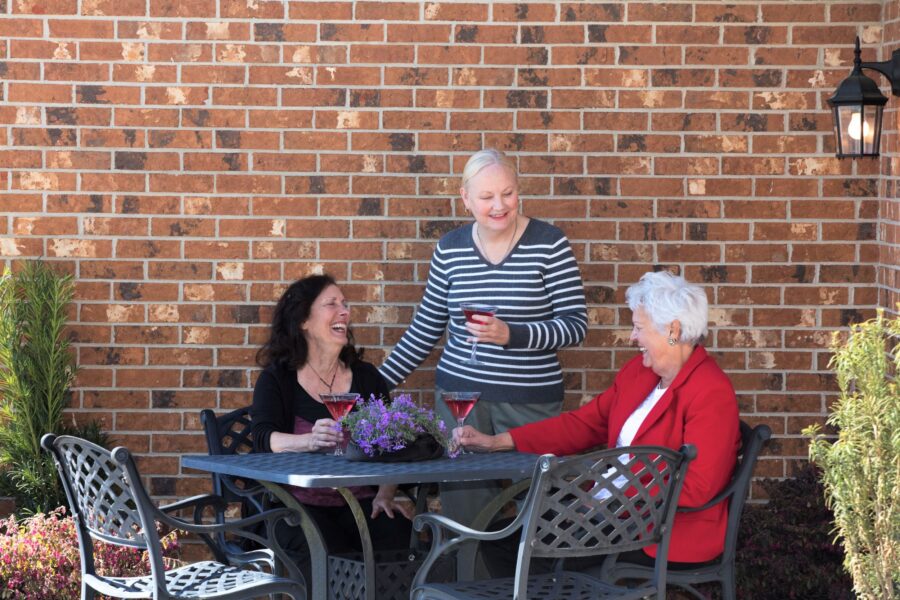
0, 1, 889, 501
883, 1, 900, 311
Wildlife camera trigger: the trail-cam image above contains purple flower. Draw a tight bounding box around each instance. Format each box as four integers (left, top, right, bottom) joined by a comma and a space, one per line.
341, 393, 455, 458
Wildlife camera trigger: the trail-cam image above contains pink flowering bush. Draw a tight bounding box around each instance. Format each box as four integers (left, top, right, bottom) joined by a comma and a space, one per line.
0, 507, 180, 599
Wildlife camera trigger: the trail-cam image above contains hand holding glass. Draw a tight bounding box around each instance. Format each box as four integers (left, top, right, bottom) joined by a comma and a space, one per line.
442, 391, 481, 454
460, 302, 498, 365
320, 393, 360, 456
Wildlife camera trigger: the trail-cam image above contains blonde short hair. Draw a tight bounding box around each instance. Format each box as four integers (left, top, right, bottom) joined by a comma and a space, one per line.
461, 149, 517, 190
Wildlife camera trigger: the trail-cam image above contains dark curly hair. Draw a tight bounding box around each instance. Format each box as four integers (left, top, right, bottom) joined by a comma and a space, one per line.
256, 274, 360, 370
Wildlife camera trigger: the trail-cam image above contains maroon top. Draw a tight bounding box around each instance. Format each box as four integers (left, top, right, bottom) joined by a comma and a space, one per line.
289, 416, 375, 506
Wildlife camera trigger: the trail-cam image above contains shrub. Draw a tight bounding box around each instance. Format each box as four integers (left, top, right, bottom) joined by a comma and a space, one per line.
0, 507, 179, 599
735, 463, 853, 600
0, 260, 109, 516
805, 308, 900, 598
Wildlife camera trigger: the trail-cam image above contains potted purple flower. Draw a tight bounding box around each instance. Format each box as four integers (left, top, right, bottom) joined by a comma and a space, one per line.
341, 394, 456, 461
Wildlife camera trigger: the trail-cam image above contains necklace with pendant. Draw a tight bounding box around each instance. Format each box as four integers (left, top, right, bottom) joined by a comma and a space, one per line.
307, 361, 338, 393
475, 217, 518, 264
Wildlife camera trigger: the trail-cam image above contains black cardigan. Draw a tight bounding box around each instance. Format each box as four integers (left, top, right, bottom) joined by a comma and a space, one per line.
251, 360, 390, 453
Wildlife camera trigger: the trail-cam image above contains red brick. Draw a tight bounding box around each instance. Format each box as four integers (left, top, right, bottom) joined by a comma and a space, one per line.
220, 0, 283, 18
48, 18, 114, 37
147, 42, 212, 62
560, 3, 624, 22
184, 241, 250, 259
492, 3, 556, 21
764, 3, 828, 22
8, 83, 72, 103
149, 0, 215, 18
483, 45, 547, 65
423, 3, 488, 21
12, 217, 85, 236
1, 61, 42, 80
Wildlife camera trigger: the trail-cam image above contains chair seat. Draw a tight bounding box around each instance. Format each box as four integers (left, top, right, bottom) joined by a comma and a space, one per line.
84, 560, 301, 599
415, 571, 656, 600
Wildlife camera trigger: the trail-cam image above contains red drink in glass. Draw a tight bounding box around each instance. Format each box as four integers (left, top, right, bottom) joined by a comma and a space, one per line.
462, 307, 494, 322
459, 303, 498, 365
320, 393, 360, 455
324, 399, 356, 421
445, 397, 477, 421
441, 391, 481, 454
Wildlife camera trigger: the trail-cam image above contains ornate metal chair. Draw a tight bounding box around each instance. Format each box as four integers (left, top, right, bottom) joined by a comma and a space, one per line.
411, 444, 696, 600
600, 422, 772, 600
200, 407, 275, 570
41, 433, 306, 600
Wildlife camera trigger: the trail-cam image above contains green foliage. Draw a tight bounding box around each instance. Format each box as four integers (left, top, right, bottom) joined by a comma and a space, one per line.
805, 308, 900, 599
0, 261, 106, 516
735, 463, 853, 599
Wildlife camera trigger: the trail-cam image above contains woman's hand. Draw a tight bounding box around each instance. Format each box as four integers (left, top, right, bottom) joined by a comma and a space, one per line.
371, 485, 415, 520
306, 418, 343, 452
465, 313, 510, 346
270, 419, 344, 453
453, 426, 515, 453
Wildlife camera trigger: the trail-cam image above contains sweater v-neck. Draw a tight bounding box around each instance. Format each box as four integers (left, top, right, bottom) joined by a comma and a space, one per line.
471, 218, 531, 268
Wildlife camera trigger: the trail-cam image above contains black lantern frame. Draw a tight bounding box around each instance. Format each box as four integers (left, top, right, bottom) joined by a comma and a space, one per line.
829, 37, 900, 159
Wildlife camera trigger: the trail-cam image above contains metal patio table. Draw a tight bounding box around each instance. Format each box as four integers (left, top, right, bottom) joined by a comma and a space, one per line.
182, 450, 540, 600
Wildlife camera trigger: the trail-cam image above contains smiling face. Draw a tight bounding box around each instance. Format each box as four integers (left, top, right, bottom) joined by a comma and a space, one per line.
630, 306, 680, 382
460, 163, 519, 235
301, 284, 349, 351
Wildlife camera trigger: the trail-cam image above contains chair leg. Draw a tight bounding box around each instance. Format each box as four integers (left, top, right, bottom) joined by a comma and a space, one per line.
722, 572, 736, 600
81, 581, 96, 600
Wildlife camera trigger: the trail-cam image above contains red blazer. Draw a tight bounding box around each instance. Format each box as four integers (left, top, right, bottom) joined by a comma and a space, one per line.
510, 345, 739, 563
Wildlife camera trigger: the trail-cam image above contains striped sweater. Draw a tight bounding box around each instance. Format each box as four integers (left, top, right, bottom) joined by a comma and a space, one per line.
379, 218, 588, 404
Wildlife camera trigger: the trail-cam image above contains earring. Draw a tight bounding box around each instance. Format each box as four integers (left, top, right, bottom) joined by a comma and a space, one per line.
667, 337, 676, 346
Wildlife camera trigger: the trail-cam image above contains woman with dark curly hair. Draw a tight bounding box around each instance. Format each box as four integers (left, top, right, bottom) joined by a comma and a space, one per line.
251, 273, 413, 582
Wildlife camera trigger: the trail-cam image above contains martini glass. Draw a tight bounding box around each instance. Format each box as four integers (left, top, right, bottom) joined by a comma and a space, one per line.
459, 302, 498, 365
320, 392, 360, 456
441, 391, 481, 455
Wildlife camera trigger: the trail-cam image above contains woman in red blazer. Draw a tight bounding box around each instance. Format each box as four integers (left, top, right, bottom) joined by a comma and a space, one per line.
456, 270, 740, 567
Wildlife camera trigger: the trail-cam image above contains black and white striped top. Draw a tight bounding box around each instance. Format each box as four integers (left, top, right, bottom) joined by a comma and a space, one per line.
379, 218, 588, 405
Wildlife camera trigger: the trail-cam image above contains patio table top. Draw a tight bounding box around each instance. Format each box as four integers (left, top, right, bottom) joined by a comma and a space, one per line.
182, 449, 541, 488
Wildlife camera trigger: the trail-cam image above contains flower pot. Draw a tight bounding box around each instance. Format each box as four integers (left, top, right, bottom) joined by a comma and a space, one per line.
345, 434, 444, 462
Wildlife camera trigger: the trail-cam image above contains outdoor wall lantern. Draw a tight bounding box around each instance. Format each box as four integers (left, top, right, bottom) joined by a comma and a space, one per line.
829, 37, 900, 158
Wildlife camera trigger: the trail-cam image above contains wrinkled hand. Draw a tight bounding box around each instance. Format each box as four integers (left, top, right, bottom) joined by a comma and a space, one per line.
307, 418, 342, 452
371, 494, 415, 520
465, 313, 510, 346
453, 425, 495, 453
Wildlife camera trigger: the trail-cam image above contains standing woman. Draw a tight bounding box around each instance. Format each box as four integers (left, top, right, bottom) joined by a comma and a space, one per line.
251, 274, 413, 582
379, 149, 588, 524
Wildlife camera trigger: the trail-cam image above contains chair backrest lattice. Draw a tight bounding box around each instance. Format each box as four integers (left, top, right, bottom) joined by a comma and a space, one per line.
208, 407, 254, 456
55, 436, 148, 550
519, 445, 695, 567
201, 408, 260, 501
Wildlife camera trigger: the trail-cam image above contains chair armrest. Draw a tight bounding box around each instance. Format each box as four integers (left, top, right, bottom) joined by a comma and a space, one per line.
220, 476, 268, 501
155, 505, 297, 536
413, 512, 521, 542
159, 493, 228, 515
411, 510, 528, 589
155, 505, 303, 582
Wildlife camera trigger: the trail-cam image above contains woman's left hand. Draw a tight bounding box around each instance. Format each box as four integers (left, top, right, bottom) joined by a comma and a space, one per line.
465, 313, 510, 346
371, 485, 415, 520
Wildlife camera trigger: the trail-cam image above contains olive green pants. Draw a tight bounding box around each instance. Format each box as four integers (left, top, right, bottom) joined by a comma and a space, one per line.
434, 387, 561, 526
